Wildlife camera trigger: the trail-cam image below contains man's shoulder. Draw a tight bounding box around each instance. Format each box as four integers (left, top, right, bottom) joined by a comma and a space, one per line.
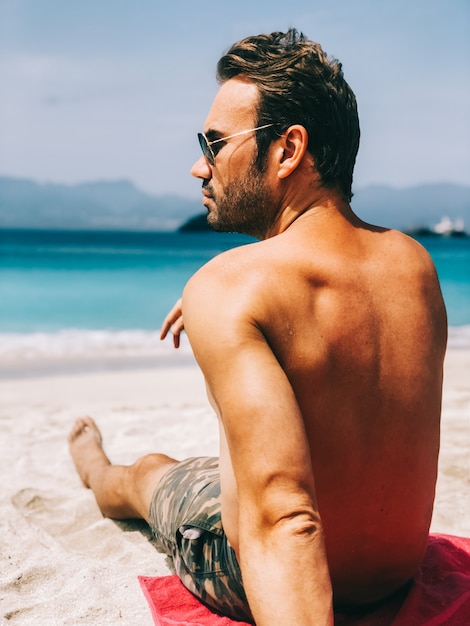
184, 240, 259, 306
381, 229, 437, 272
182, 236, 294, 339
186, 237, 282, 291
182, 241, 276, 352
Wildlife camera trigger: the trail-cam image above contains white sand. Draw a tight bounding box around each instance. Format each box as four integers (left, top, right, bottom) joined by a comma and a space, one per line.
1, 350, 469, 624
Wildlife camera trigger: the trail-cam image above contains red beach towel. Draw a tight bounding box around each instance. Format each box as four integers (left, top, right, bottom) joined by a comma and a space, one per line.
139, 534, 470, 625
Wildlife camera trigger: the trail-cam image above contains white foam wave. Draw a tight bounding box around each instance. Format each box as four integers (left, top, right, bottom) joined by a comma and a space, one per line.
447, 325, 470, 349
0, 329, 193, 363
1, 325, 469, 364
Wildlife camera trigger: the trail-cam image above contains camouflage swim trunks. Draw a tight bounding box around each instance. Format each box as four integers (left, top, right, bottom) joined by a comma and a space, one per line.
148, 456, 253, 622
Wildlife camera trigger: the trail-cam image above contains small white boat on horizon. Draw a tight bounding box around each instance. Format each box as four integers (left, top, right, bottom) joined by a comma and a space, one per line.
432, 216, 466, 236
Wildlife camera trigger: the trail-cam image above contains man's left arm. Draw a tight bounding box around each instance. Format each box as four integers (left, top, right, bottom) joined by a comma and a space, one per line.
183, 272, 333, 626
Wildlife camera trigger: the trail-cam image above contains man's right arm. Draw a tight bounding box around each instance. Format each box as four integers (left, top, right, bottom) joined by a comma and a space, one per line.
183, 263, 334, 626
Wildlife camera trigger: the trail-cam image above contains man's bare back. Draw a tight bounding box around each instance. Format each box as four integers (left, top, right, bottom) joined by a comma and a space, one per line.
184, 205, 447, 606
69, 30, 448, 625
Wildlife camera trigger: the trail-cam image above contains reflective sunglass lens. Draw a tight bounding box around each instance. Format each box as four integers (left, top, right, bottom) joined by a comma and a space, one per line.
197, 133, 214, 165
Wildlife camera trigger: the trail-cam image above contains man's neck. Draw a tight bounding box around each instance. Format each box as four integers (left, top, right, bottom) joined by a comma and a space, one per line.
264, 186, 352, 240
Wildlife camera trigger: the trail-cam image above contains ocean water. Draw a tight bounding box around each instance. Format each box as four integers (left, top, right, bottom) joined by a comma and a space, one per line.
0, 229, 469, 367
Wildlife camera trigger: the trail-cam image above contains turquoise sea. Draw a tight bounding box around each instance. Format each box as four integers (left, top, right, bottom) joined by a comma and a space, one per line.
0, 229, 469, 369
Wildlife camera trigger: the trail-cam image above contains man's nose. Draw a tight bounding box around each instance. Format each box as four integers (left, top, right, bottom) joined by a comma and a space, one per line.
190, 155, 212, 179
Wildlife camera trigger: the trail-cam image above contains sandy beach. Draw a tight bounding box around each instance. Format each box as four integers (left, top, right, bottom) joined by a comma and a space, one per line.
1, 348, 469, 625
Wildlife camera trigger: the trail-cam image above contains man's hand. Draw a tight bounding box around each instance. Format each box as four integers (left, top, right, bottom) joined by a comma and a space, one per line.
160, 298, 184, 348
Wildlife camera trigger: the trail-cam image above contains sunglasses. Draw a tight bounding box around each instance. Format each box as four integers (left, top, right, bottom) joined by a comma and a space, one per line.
197, 124, 274, 165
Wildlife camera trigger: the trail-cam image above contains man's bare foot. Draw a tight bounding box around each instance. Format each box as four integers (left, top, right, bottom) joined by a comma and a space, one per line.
68, 417, 111, 488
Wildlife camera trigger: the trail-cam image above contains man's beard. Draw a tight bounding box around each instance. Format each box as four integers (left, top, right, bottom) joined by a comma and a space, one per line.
205, 161, 279, 240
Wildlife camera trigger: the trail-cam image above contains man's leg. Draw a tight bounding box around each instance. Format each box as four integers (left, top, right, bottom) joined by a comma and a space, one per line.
68, 416, 178, 522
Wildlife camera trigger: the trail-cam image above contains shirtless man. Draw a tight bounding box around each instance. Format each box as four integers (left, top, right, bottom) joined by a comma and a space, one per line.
69, 29, 447, 625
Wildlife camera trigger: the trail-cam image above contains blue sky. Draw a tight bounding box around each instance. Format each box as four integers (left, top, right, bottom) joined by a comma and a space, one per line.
0, 0, 469, 198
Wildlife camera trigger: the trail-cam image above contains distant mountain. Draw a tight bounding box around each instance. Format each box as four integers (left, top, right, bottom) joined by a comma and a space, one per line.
1, 176, 469, 233
0, 176, 200, 231
179, 213, 214, 232
181, 183, 470, 233
351, 183, 470, 232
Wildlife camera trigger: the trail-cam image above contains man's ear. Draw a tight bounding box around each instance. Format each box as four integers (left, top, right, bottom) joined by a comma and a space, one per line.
277, 125, 309, 179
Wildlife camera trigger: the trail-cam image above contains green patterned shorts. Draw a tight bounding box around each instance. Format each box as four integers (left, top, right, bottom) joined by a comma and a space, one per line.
148, 456, 253, 622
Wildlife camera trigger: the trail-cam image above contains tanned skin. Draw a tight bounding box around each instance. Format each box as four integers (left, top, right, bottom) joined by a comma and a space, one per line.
69, 77, 446, 625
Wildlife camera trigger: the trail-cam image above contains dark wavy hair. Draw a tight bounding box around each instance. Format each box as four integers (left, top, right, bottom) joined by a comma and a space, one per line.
217, 29, 360, 201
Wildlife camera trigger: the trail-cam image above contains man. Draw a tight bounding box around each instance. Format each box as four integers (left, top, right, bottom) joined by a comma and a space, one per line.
69, 29, 447, 625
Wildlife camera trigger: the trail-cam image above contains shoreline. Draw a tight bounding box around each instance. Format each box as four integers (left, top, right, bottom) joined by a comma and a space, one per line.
0, 324, 469, 381
0, 351, 198, 380
1, 349, 469, 623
